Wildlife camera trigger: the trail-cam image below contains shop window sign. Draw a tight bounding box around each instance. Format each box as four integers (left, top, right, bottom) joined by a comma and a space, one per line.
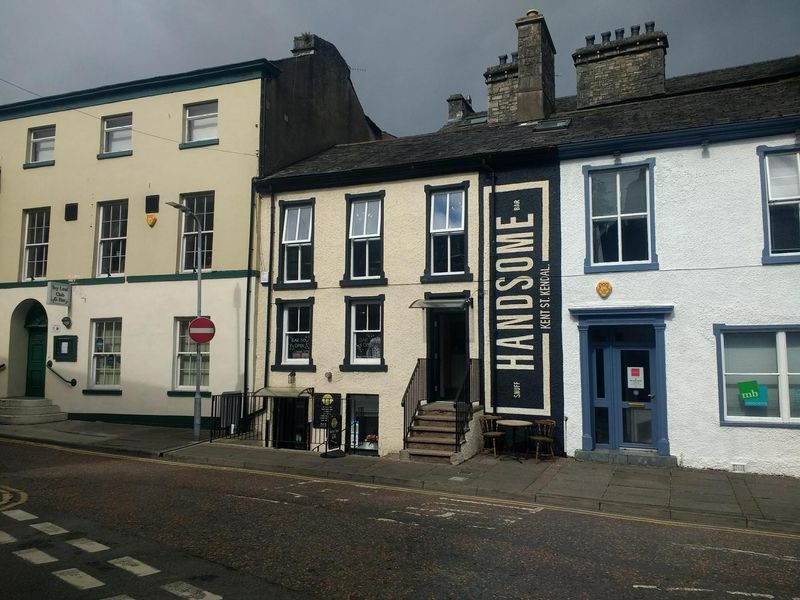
738, 380, 768, 407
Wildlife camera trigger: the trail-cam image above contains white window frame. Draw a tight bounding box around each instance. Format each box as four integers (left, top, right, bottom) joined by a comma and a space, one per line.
763, 149, 800, 259
22, 207, 50, 280
430, 190, 465, 275
91, 319, 122, 387
350, 301, 382, 365
29, 126, 55, 163
175, 318, 210, 389
282, 305, 311, 365
96, 200, 128, 276
102, 113, 132, 154
281, 204, 313, 283
179, 192, 214, 273
718, 326, 800, 426
184, 101, 218, 142
349, 198, 382, 280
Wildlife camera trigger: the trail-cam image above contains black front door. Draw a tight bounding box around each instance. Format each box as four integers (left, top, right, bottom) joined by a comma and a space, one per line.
273, 397, 309, 450
25, 304, 48, 397
428, 309, 467, 401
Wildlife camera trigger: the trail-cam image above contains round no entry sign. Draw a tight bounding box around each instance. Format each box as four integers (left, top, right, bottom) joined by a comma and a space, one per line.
188, 317, 216, 344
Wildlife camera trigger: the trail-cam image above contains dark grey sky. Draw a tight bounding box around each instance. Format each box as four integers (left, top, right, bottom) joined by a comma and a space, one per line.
1, 0, 798, 136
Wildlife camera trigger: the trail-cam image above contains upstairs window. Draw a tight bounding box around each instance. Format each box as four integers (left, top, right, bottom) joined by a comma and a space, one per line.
179, 192, 214, 272
23, 208, 50, 280
761, 147, 800, 263
97, 200, 128, 276
28, 126, 55, 163
584, 160, 658, 273
349, 196, 382, 280
184, 101, 218, 143
280, 203, 314, 285
430, 189, 465, 275
102, 114, 132, 154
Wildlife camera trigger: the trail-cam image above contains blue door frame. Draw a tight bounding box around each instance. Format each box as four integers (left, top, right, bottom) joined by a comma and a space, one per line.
570, 306, 673, 456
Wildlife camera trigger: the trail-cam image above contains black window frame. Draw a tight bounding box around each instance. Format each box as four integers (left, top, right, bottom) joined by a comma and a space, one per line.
340, 294, 387, 372
420, 181, 473, 283
275, 199, 317, 291
272, 297, 316, 372
340, 191, 387, 287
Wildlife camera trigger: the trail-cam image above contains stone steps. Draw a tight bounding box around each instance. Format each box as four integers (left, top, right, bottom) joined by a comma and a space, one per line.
404, 405, 470, 462
0, 397, 68, 425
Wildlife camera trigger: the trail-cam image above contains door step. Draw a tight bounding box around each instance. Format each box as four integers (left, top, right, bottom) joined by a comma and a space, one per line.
0, 397, 68, 425
574, 449, 677, 468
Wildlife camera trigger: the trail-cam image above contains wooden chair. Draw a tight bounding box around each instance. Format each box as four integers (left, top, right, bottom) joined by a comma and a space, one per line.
479, 415, 506, 457
528, 419, 556, 461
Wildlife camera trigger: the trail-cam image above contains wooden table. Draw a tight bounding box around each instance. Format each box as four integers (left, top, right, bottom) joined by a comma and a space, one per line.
496, 419, 533, 461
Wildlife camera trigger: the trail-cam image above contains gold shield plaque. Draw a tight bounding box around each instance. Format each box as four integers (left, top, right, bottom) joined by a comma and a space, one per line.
146, 214, 158, 227
596, 280, 612, 298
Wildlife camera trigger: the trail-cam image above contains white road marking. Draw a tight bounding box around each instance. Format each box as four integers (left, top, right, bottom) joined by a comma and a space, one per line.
335, 498, 350, 502
679, 543, 800, 563
435, 512, 456, 519
449, 476, 467, 481
13, 548, 58, 564
53, 568, 105, 590
666, 588, 714, 592
109, 556, 160, 577
284, 492, 304, 498
225, 493, 282, 504
30, 522, 69, 536
0, 530, 17, 544
3, 509, 38, 521
370, 517, 419, 527
433, 505, 482, 515
439, 497, 544, 514
633, 585, 660, 590
725, 593, 774, 599
162, 581, 223, 600
468, 525, 497, 530
66, 537, 110, 553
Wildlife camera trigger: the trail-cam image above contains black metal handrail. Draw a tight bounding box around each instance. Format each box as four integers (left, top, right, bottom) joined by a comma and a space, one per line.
46, 360, 76, 387
209, 392, 267, 443
401, 358, 427, 447
454, 359, 481, 450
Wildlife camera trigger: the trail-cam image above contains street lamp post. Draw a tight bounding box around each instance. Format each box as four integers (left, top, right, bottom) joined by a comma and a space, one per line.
167, 201, 203, 441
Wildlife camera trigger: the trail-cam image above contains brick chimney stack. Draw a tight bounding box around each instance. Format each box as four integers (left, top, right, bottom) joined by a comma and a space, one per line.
484, 9, 556, 125
572, 21, 669, 108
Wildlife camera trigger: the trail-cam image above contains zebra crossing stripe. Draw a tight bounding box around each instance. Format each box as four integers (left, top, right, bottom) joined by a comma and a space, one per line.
0, 530, 17, 544
53, 568, 105, 590
162, 581, 223, 600
13, 548, 58, 564
30, 522, 69, 535
2, 509, 37, 521
66, 537, 110, 553
109, 556, 160, 577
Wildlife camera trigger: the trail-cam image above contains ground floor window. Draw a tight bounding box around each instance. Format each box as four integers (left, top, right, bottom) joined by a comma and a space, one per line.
717, 325, 800, 424
92, 319, 122, 386
347, 394, 378, 455
175, 318, 210, 387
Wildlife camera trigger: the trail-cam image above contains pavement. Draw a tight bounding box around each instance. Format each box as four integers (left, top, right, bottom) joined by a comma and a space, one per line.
1, 420, 799, 535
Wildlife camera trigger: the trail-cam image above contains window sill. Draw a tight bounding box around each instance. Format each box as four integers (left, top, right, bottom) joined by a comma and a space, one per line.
97, 150, 133, 160
179, 138, 219, 150
23, 160, 55, 169
762, 252, 800, 265
720, 419, 800, 429
339, 277, 388, 288
420, 272, 473, 284
273, 281, 317, 291
339, 363, 388, 372
271, 363, 316, 373
583, 261, 659, 274
82, 388, 122, 396
167, 390, 212, 398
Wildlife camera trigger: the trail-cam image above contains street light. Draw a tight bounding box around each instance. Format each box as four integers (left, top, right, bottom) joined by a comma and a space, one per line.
167, 201, 203, 441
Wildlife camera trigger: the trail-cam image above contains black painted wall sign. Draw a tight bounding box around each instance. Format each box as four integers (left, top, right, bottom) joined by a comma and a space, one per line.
313, 393, 341, 429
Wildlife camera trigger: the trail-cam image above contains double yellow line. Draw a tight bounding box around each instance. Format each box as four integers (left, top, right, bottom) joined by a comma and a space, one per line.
0, 484, 28, 510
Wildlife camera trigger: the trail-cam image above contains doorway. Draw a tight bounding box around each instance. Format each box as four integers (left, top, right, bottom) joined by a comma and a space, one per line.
427, 309, 468, 401
24, 303, 48, 397
272, 396, 309, 450
589, 325, 660, 451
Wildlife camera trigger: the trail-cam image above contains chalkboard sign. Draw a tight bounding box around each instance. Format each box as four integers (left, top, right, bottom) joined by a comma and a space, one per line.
313, 393, 341, 429
287, 334, 310, 359
327, 413, 342, 450
354, 333, 381, 360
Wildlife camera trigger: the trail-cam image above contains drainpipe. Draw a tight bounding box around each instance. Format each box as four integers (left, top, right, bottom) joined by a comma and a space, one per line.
264, 191, 276, 389
243, 177, 257, 398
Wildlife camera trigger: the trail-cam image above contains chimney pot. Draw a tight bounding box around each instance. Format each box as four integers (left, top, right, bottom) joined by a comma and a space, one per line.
511, 51, 518, 63
526, 9, 540, 17
601, 31, 611, 44
585, 34, 596, 46
631, 25, 640, 36
499, 54, 508, 65
645, 21, 655, 33
615, 28, 625, 40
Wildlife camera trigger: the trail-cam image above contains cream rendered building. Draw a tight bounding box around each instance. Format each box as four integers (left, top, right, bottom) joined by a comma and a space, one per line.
0, 35, 380, 426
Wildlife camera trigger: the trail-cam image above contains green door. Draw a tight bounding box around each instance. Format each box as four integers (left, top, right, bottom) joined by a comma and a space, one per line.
26, 328, 47, 397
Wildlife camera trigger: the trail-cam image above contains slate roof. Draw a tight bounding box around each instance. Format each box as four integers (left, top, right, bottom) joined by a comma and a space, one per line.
261, 56, 800, 189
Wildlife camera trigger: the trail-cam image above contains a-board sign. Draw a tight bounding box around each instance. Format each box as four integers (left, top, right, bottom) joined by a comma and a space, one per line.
327, 413, 342, 449
313, 393, 341, 429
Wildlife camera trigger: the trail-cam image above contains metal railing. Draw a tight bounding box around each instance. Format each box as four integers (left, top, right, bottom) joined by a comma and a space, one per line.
401, 359, 428, 446
46, 360, 77, 387
454, 359, 481, 450
209, 392, 267, 443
